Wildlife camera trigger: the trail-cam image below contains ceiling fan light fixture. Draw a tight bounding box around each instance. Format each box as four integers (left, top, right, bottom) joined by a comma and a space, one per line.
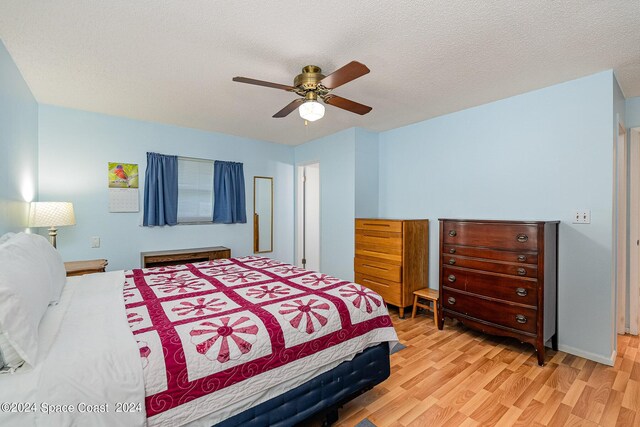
298, 100, 325, 122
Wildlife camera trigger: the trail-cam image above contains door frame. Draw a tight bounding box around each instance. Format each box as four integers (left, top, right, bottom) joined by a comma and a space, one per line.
629, 127, 640, 335
616, 121, 628, 335
295, 162, 321, 270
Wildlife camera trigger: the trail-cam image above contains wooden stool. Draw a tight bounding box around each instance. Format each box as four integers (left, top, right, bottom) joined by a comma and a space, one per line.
412, 288, 439, 326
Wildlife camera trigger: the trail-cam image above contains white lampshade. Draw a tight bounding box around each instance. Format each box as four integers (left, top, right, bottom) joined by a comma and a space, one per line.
28, 202, 76, 248
28, 202, 76, 227
298, 100, 325, 122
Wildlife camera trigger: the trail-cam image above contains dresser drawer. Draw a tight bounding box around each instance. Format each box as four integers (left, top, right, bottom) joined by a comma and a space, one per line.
442, 221, 538, 250
356, 219, 403, 233
443, 256, 537, 278
443, 244, 537, 264
355, 273, 402, 306
442, 266, 538, 306
355, 243, 402, 265
442, 289, 537, 334
356, 229, 402, 248
354, 258, 402, 282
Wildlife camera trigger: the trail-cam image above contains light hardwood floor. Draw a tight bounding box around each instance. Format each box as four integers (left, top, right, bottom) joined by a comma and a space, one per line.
334, 309, 640, 427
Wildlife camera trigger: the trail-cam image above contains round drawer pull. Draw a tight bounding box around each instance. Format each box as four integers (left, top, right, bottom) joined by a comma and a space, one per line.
448, 274, 456, 283
516, 234, 528, 243
517, 267, 526, 276
515, 287, 528, 297
448, 230, 457, 237
447, 297, 456, 305
448, 258, 456, 265
449, 248, 456, 254
515, 314, 528, 324
517, 255, 526, 262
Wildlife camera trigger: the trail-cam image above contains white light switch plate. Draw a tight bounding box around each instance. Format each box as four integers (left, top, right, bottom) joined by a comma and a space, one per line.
91, 236, 100, 248
573, 209, 591, 224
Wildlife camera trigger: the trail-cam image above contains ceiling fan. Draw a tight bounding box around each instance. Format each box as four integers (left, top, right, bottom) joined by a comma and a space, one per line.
232, 61, 372, 122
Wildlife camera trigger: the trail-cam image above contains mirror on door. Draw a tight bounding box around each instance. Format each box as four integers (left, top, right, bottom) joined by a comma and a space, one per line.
253, 176, 273, 253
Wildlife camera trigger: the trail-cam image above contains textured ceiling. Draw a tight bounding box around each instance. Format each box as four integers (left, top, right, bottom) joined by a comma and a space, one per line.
1, 1, 639, 145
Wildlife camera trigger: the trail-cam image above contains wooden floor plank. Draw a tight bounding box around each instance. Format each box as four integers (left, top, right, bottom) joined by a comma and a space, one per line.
571, 384, 596, 418
404, 404, 455, 427
560, 378, 587, 407
616, 407, 638, 426
493, 405, 523, 427
513, 397, 545, 426
621, 379, 640, 411
599, 389, 624, 427
395, 396, 437, 426
535, 390, 565, 425
367, 395, 421, 427
469, 395, 509, 425
613, 369, 630, 392
545, 403, 573, 427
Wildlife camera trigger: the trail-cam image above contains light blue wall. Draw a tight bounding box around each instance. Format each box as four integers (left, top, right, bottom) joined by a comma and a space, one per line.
0, 40, 38, 234
627, 97, 640, 128
378, 71, 615, 363
355, 128, 379, 218
294, 128, 356, 280
37, 105, 294, 271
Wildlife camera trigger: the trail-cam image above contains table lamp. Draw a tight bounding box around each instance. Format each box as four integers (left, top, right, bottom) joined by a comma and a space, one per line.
28, 202, 76, 248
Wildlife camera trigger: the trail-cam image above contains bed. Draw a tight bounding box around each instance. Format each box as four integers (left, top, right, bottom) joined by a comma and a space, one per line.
0, 233, 398, 427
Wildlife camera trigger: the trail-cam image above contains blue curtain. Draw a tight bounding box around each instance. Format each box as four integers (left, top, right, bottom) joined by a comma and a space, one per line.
143, 152, 178, 226
213, 161, 246, 224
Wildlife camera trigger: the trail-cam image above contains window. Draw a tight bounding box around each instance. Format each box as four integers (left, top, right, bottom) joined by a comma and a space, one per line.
143, 153, 245, 227
177, 157, 214, 223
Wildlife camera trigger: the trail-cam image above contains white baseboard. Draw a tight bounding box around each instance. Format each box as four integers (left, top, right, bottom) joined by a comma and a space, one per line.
557, 344, 616, 366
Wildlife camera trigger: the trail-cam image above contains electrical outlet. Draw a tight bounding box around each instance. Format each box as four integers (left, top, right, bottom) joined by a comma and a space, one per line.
572, 209, 591, 224
91, 236, 100, 248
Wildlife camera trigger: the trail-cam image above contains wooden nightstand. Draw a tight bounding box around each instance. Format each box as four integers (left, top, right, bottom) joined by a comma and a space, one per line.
64, 259, 108, 277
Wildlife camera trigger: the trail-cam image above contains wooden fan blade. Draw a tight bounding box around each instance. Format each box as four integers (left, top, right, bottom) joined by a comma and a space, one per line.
319, 61, 370, 89
324, 95, 372, 115
273, 98, 305, 118
232, 77, 296, 91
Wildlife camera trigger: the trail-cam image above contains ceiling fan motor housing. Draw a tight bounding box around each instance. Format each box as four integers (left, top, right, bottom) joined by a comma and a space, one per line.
294, 65, 326, 90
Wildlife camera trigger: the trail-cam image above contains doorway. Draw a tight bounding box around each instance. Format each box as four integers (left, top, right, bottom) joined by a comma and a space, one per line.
296, 163, 320, 271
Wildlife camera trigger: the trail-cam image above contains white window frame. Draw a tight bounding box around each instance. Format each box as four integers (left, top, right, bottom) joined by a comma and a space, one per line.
177, 156, 214, 224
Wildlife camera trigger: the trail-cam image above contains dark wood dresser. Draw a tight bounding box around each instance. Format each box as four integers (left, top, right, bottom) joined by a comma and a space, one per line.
354, 218, 429, 318
437, 219, 559, 365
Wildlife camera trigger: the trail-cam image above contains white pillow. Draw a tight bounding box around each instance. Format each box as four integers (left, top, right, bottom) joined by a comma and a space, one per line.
0, 232, 15, 245
28, 233, 67, 305
0, 332, 24, 373
0, 233, 52, 367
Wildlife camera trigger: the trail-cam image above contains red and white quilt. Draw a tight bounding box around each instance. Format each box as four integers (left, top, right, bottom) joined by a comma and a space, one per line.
123, 256, 398, 426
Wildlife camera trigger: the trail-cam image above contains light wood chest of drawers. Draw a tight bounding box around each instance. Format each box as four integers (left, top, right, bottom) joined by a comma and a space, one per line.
354, 218, 429, 318
437, 219, 559, 366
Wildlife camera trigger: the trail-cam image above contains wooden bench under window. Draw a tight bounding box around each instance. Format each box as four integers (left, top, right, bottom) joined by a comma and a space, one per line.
140, 246, 231, 268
